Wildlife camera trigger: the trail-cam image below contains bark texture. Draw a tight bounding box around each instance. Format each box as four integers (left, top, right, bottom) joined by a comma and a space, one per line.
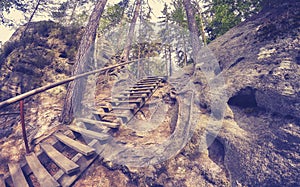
182, 0, 202, 64
60, 0, 108, 124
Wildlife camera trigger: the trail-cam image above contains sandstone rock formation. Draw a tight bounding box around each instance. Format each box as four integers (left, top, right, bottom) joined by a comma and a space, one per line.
0, 1, 299, 186
206, 2, 300, 186
76, 2, 300, 186
0, 21, 82, 173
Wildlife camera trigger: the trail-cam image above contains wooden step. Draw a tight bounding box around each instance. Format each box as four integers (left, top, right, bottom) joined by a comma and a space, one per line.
75, 118, 110, 133
92, 111, 130, 124
132, 83, 157, 87
111, 98, 142, 106
40, 143, 80, 175
135, 82, 158, 86
141, 77, 162, 80
92, 111, 129, 119
53, 139, 99, 187
121, 91, 151, 95
0, 176, 5, 187
146, 76, 166, 80
69, 126, 111, 141
125, 87, 155, 91
97, 103, 112, 112
139, 79, 161, 83
138, 78, 161, 82
146, 76, 164, 78
8, 163, 29, 187
138, 80, 159, 83
130, 85, 156, 89
112, 104, 136, 111
54, 133, 95, 156
25, 153, 60, 187
77, 118, 120, 129
113, 94, 148, 100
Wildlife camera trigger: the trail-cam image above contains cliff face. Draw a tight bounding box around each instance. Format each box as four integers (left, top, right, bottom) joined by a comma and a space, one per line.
205, 1, 300, 186
209, 2, 300, 118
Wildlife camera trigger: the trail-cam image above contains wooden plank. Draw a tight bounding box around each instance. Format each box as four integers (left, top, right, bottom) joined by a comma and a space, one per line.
97, 103, 112, 112
8, 163, 29, 187
138, 81, 160, 85
77, 118, 120, 129
54, 133, 95, 156
141, 77, 162, 80
40, 143, 80, 175
138, 79, 159, 82
121, 91, 151, 95
112, 104, 136, 111
135, 82, 158, 85
130, 85, 156, 89
125, 87, 154, 91
111, 98, 142, 106
4, 130, 82, 187
145, 76, 166, 80
92, 111, 129, 119
69, 126, 111, 141
140, 79, 161, 82
53, 139, 100, 187
113, 94, 147, 100
146, 76, 164, 78
141, 80, 159, 83
92, 110, 132, 124
25, 153, 60, 187
132, 84, 157, 88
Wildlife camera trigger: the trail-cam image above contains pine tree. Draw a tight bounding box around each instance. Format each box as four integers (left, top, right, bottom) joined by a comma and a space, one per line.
158, 3, 173, 76
121, 0, 142, 62
60, 0, 108, 124
170, 0, 195, 67
182, 0, 202, 64
202, 0, 263, 41
98, 0, 129, 34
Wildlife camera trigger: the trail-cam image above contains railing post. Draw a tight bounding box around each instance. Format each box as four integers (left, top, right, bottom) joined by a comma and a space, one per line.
20, 100, 30, 154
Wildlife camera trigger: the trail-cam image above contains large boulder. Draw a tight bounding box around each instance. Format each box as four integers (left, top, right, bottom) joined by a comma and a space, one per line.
0, 21, 83, 101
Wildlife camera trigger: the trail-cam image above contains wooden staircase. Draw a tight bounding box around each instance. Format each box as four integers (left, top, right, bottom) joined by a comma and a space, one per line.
2, 76, 166, 187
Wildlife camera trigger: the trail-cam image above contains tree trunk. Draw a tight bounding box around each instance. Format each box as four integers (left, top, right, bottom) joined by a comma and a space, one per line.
183, 33, 187, 66
198, 11, 207, 46
182, 0, 202, 64
122, 0, 142, 62
137, 9, 142, 79
195, 1, 207, 46
138, 43, 141, 78
168, 45, 172, 76
60, 0, 108, 124
164, 45, 168, 76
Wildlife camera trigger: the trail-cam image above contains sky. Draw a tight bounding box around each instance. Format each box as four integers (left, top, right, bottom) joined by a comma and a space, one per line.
0, 10, 25, 44
0, 0, 172, 45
